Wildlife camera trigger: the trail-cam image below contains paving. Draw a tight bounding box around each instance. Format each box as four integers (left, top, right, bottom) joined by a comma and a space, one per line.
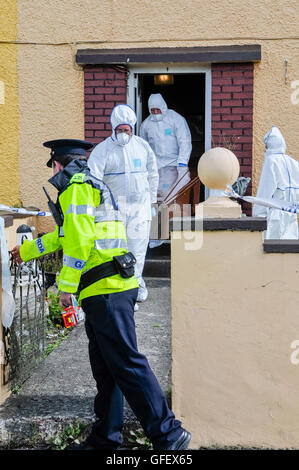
0, 278, 172, 449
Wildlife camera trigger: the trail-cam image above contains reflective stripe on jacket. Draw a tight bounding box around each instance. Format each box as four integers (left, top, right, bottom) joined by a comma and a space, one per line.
20, 161, 139, 302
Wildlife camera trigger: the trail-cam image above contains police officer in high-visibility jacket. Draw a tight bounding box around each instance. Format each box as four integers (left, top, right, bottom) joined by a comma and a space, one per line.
11, 139, 191, 451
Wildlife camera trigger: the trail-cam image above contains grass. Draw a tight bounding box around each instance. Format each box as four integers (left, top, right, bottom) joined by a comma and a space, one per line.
48, 421, 88, 450
44, 327, 69, 358
127, 428, 153, 450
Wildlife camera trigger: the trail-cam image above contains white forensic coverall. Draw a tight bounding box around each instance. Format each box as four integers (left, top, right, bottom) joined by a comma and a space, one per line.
88, 104, 159, 302
140, 94, 192, 247
253, 126, 299, 239
140, 93, 192, 170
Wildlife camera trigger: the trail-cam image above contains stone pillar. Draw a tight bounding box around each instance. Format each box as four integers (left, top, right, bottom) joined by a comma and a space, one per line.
170, 217, 299, 449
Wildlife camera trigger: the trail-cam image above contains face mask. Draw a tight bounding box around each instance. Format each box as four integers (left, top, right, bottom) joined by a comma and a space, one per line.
117, 132, 131, 146
151, 113, 163, 122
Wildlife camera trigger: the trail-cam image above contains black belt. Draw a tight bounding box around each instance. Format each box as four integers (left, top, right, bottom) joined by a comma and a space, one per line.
78, 260, 118, 292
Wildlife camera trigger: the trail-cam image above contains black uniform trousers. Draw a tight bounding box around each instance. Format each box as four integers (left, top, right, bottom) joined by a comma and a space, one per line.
82, 288, 183, 449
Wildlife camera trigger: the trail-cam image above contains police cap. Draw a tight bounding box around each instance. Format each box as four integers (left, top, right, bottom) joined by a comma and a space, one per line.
43, 139, 94, 167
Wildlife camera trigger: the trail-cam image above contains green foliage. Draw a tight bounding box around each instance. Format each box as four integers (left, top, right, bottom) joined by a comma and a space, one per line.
128, 428, 153, 450
11, 384, 22, 395
44, 330, 68, 358
165, 386, 172, 406
30, 423, 39, 445
47, 290, 64, 327
45, 290, 74, 357
49, 421, 87, 450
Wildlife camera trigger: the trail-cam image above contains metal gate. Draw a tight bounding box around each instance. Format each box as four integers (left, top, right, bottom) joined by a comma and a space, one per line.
2, 256, 46, 388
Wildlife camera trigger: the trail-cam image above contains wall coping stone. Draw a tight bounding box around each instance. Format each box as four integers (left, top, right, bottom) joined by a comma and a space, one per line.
170, 216, 267, 232
1, 215, 13, 228
263, 239, 299, 253
0, 213, 35, 228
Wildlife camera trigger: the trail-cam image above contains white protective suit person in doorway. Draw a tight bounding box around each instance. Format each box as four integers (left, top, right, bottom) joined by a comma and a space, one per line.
140, 93, 192, 248
253, 126, 299, 239
140, 93, 192, 170
88, 104, 159, 304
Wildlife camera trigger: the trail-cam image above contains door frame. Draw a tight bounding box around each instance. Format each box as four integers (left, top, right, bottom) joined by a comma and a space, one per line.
127, 63, 211, 154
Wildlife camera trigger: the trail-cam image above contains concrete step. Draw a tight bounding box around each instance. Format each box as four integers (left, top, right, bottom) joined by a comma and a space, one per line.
146, 241, 170, 258
143, 258, 170, 278
143, 241, 170, 278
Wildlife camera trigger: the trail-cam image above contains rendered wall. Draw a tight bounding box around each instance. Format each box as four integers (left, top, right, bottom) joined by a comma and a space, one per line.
171, 229, 299, 449
17, 44, 84, 208
6, 0, 299, 207
0, 0, 20, 206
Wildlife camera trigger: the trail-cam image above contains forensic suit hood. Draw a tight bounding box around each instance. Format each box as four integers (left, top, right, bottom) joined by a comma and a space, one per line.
148, 94, 168, 119
110, 104, 137, 138
253, 126, 299, 239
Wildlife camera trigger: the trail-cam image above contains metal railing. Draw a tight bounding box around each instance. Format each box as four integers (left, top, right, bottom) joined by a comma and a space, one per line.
2, 255, 47, 388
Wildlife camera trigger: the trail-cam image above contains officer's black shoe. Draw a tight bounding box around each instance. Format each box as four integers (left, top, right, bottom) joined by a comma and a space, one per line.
154, 430, 191, 451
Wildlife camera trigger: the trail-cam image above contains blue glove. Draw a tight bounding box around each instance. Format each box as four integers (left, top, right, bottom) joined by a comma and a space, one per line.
178, 163, 187, 167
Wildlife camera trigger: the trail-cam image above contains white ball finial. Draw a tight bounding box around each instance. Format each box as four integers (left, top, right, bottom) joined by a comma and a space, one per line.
198, 147, 240, 190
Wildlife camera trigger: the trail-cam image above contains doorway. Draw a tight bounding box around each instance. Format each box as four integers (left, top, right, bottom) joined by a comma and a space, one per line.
139, 73, 205, 168
127, 65, 211, 203
128, 65, 211, 165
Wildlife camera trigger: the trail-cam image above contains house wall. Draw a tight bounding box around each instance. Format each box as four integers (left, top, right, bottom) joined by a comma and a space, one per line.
17, 44, 84, 208
0, 0, 20, 206
9, 0, 298, 209
1, 1, 298, 210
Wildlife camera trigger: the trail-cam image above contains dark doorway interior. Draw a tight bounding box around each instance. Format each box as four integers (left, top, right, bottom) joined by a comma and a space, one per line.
139, 73, 205, 168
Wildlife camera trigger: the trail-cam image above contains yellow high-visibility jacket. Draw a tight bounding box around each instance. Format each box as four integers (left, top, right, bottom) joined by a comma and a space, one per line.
20, 160, 139, 303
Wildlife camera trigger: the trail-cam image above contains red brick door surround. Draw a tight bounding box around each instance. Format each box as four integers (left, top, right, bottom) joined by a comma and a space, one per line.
84, 63, 254, 211
211, 62, 254, 213
84, 65, 127, 146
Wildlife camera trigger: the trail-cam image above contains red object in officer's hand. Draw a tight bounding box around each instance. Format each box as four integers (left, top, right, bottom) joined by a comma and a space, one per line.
62, 306, 78, 328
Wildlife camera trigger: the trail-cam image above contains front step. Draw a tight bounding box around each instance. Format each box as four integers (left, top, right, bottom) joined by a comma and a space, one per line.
143, 241, 170, 278
143, 258, 170, 278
